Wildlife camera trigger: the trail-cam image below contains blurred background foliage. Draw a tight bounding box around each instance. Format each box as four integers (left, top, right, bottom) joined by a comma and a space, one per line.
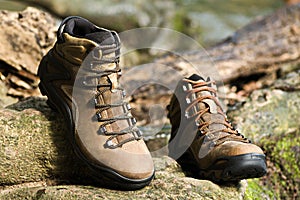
1, 0, 283, 47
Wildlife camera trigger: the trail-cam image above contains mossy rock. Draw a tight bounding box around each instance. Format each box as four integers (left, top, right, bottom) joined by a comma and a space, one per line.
0, 97, 246, 199
228, 70, 300, 199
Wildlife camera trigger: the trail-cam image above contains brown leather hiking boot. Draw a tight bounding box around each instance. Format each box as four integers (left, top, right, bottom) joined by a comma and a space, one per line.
38, 16, 154, 189
168, 74, 267, 182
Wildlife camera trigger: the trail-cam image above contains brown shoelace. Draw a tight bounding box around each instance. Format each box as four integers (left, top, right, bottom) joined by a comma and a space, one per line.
183, 78, 250, 144
82, 44, 142, 148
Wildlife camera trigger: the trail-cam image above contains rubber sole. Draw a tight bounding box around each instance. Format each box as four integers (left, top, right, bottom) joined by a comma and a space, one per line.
177, 150, 267, 183
37, 57, 154, 190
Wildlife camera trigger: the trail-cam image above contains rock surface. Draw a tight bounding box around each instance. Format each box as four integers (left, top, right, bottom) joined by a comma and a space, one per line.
0, 7, 56, 101
228, 69, 300, 199
0, 81, 17, 108
0, 97, 246, 199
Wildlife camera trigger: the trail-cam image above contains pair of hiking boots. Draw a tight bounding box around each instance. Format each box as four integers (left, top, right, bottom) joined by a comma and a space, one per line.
38, 16, 267, 190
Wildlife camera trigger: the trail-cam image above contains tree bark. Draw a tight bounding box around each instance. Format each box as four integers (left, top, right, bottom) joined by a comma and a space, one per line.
123, 4, 300, 87
121, 4, 300, 128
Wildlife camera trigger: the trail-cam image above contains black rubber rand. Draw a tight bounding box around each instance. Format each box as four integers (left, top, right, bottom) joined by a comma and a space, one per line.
178, 150, 267, 182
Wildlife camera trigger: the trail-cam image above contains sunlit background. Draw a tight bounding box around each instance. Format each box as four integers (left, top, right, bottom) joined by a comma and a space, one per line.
0, 0, 283, 46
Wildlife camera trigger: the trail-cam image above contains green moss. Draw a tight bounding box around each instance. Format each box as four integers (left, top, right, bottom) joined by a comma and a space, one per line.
171, 9, 204, 45
173, 10, 189, 33
0, 98, 245, 199
258, 129, 300, 199
228, 85, 300, 199
0, 109, 53, 185
273, 132, 300, 178
245, 179, 278, 200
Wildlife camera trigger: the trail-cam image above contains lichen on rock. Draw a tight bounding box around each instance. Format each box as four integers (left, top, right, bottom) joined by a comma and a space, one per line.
228, 69, 300, 199
0, 97, 246, 199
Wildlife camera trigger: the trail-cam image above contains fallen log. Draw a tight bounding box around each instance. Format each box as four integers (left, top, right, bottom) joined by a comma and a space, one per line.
121, 4, 300, 126
1, 5, 300, 102
123, 4, 300, 87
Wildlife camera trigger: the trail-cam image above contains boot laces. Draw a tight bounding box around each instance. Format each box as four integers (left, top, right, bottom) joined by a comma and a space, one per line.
183, 78, 250, 145
82, 44, 142, 148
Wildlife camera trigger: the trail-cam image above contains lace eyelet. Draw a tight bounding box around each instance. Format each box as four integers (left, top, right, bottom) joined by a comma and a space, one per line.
107, 140, 114, 147
186, 97, 191, 104
133, 129, 142, 139
131, 118, 137, 125
126, 103, 131, 110
209, 141, 216, 149
122, 90, 126, 98
185, 106, 197, 119
94, 98, 98, 105
185, 111, 190, 118
96, 113, 102, 121
98, 126, 107, 134
121, 103, 131, 113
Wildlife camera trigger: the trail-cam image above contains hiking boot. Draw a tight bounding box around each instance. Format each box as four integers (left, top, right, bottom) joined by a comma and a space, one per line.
167, 74, 267, 182
38, 16, 154, 189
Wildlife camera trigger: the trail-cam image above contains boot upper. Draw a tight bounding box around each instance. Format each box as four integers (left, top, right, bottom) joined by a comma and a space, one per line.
168, 74, 264, 169
39, 16, 154, 179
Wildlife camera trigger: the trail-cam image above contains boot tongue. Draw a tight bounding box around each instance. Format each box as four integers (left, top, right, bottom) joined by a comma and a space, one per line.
59, 31, 117, 66
188, 74, 218, 114
189, 74, 203, 81
188, 74, 227, 135
85, 32, 115, 46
